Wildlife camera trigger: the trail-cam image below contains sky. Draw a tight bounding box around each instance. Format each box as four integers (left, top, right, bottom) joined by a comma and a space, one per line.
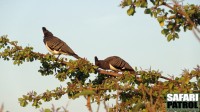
0, 0, 200, 112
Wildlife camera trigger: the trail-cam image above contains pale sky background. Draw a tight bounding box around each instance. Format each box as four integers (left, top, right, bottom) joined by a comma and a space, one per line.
0, 0, 200, 112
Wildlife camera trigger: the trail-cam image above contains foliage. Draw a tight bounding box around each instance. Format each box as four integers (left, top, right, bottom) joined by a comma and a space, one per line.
120, 0, 200, 41
0, 35, 200, 111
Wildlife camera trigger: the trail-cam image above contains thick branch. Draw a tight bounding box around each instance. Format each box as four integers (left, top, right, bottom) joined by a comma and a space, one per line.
98, 70, 122, 77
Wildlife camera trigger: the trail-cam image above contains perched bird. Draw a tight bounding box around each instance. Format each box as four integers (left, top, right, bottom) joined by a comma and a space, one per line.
42, 27, 80, 59
94, 56, 135, 73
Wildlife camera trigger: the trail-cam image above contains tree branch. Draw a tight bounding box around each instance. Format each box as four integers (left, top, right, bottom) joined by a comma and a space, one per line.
0, 104, 4, 112
86, 96, 92, 112
5, 38, 174, 82
0, 38, 179, 83
192, 28, 200, 43
98, 70, 122, 77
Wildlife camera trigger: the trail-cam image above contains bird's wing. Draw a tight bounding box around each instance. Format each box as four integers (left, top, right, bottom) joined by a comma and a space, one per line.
60, 41, 76, 55
106, 56, 133, 71
45, 37, 63, 51
46, 36, 76, 55
105, 56, 122, 69
123, 62, 134, 71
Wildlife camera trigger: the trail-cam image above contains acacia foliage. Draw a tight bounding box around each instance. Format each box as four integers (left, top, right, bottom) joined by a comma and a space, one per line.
0, 35, 200, 112
121, 0, 200, 41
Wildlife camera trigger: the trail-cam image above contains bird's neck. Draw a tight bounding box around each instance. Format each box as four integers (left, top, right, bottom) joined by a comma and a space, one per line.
44, 31, 53, 37
44, 35, 54, 42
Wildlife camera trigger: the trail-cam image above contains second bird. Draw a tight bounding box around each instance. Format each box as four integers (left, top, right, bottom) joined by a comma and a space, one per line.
42, 27, 80, 59
95, 56, 135, 73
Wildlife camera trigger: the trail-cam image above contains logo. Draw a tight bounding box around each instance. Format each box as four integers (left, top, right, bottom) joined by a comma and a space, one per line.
166, 94, 199, 111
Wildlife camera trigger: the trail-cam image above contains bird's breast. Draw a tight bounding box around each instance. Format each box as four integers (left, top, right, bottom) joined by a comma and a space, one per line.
45, 43, 60, 55
109, 64, 119, 71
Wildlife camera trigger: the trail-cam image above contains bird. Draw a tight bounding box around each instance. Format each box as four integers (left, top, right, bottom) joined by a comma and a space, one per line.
94, 56, 135, 73
42, 27, 80, 59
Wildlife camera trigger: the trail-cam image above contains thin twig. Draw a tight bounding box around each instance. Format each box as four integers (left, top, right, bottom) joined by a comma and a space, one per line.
115, 82, 119, 112
86, 95, 93, 112
0, 104, 4, 112
192, 28, 200, 43
96, 102, 100, 112
103, 100, 108, 112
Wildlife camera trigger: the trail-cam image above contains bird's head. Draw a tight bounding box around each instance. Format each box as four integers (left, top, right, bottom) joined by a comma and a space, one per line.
42, 27, 53, 37
94, 56, 100, 66
42, 27, 47, 31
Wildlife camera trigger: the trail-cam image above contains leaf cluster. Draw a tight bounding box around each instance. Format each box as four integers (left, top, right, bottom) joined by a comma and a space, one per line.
120, 0, 200, 41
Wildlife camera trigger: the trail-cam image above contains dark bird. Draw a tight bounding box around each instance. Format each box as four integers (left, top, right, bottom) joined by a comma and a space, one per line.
42, 27, 80, 59
94, 56, 135, 73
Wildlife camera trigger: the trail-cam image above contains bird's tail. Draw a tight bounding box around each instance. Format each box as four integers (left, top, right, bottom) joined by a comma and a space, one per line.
130, 70, 136, 75
73, 54, 81, 59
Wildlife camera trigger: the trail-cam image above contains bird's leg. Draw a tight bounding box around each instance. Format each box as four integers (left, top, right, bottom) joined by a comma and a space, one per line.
56, 54, 61, 61
54, 67, 57, 73
54, 54, 61, 73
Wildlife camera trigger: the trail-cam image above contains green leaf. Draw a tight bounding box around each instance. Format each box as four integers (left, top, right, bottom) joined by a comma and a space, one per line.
153, 11, 157, 18
167, 34, 173, 42
127, 6, 135, 16
187, 25, 193, 30
188, 9, 195, 14
44, 109, 51, 112
127, 0, 132, 5
73, 90, 95, 98
161, 29, 169, 36
159, 0, 164, 5
18, 98, 28, 107
167, 24, 174, 29
169, 83, 173, 89
135, 1, 140, 7
132, 102, 145, 111
144, 8, 151, 14
141, 1, 147, 8
174, 33, 179, 39
157, 16, 164, 23
150, 0, 155, 5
